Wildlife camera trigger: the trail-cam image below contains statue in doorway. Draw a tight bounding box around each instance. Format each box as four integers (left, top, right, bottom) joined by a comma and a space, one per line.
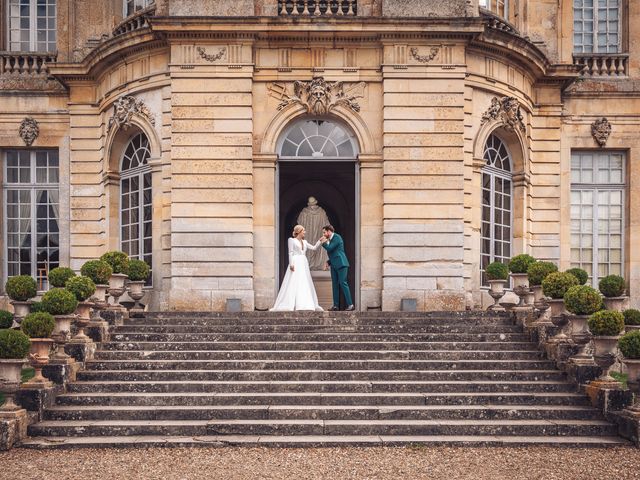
297, 196, 330, 271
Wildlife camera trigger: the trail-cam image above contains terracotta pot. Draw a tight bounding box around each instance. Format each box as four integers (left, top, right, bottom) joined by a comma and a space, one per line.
510, 273, 529, 289
603, 296, 627, 312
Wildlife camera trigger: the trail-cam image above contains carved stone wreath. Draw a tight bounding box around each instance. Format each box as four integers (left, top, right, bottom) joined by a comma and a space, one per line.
270, 76, 366, 115
481, 96, 526, 133
107, 95, 155, 133
410, 47, 439, 64
591, 117, 612, 147
19, 117, 39, 146
197, 47, 226, 63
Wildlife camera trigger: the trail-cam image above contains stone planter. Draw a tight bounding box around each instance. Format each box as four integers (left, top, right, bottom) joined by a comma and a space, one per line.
603, 296, 627, 312
108, 274, 128, 308
71, 302, 92, 343
23, 338, 53, 387
547, 299, 569, 342
9, 301, 31, 323
531, 285, 544, 303
511, 273, 529, 289
547, 299, 566, 319
622, 358, 640, 414
568, 314, 593, 364
625, 325, 640, 333
0, 359, 25, 411
487, 280, 506, 311
592, 335, 621, 384
51, 314, 76, 362
127, 280, 146, 314
93, 284, 109, 305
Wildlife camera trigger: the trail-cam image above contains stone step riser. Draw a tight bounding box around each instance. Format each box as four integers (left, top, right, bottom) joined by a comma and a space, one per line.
44, 407, 602, 422
142, 312, 512, 321
67, 382, 576, 394
114, 325, 523, 334
84, 360, 555, 371
124, 319, 517, 327
92, 351, 545, 361
55, 394, 591, 407
28, 423, 618, 438
76, 371, 566, 382
110, 334, 531, 342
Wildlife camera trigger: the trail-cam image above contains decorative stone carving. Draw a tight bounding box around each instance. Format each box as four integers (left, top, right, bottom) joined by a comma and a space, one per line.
410, 47, 439, 64
271, 76, 366, 115
481, 96, 526, 133
591, 117, 612, 147
19, 117, 39, 146
107, 95, 155, 133
196, 47, 227, 63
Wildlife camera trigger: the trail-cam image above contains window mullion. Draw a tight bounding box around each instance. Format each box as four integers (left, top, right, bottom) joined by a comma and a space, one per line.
139, 172, 144, 260
490, 174, 496, 262
592, 187, 599, 288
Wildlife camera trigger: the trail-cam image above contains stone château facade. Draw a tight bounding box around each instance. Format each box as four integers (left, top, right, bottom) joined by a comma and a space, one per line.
0, 0, 638, 312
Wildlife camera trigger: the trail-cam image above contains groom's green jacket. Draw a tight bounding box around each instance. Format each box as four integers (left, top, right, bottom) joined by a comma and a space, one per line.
322, 233, 350, 269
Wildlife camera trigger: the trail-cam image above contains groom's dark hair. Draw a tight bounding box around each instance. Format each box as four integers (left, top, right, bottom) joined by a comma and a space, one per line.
323, 225, 335, 233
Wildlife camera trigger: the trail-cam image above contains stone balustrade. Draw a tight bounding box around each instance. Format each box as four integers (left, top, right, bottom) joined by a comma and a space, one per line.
113, 4, 156, 37
279, 0, 357, 16
0, 52, 56, 76
573, 53, 629, 77
481, 8, 518, 35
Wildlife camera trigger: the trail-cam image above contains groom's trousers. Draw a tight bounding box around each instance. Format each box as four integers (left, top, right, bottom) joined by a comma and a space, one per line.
330, 265, 353, 308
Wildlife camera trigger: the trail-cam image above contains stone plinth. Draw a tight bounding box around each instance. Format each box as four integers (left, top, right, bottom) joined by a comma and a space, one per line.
65, 341, 97, 363
42, 360, 79, 385
0, 409, 29, 451
16, 385, 62, 419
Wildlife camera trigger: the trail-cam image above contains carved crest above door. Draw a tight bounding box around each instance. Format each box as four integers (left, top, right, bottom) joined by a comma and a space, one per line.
268, 77, 366, 115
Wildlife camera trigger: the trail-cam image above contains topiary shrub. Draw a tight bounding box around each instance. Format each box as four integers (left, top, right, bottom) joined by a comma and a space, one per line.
508, 254, 537, 274
29, 301, 45, 313
0, 310, 13, 330
542, 272, 579, 300
566, 268, 589, 286
527, 261, 558, 286
623, 309, 640, 326
5, 275, 37, 301
65, 276, 96, 302
619, 331, 640, 359
47, 267, 76, 288
486, 262, 509, 281
21, 312, 55, 338
80, 260, 113, 285
41, 288, 78, 316
100, 251, 130, 275
0, 329, 31, 359
564, 285, 603, 316
599, 275, 626, 298
588, 310, 625, 337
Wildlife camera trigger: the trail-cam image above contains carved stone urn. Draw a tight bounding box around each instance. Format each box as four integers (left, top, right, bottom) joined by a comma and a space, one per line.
23, 338, 53, 388
603, 296, 627, 312
622, 358, 640, 416
10, 301, 31, 323
71, 302, 92, 343
107, 274, 128, 308
592, 335, 622, 387
0, 359, 25, 411
568, 315, 594, 365
487, 280, 507, 311
51, 314, 76, 362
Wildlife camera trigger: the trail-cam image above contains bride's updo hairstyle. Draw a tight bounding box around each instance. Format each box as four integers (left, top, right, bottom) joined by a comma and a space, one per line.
292, 225, 304, 238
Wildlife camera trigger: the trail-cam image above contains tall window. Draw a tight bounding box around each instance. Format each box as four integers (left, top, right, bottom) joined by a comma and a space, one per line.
8, 0, 56, 52
571, 152, 625, 285
124, 0, 154, 17
479, 0, 508, 18
3, 150, 59, 290
574, 0, 621, 53
481, 134, 513, 285
120, 133, 152, 285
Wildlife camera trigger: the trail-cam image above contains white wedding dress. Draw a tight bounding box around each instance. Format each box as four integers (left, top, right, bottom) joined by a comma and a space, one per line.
271, 237, 323, 311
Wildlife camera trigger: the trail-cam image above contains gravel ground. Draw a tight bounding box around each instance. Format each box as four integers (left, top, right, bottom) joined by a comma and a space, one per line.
2, 447, 640, 480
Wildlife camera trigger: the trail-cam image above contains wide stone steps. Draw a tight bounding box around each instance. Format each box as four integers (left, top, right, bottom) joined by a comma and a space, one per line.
21, 311, 627, 448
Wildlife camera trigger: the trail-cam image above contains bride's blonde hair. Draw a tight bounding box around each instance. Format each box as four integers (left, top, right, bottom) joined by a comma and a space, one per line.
292, 225, 304, 238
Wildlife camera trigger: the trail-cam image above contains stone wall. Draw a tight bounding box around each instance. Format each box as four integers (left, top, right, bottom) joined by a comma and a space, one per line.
382, 0, 475, 17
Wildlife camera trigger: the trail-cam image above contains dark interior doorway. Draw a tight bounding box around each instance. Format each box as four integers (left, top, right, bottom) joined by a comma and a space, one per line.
278, 161, 356, 308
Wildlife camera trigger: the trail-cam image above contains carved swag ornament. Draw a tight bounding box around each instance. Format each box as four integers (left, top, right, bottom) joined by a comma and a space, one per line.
481, 96, 526, 133
271, 76, 366, 115
591, 117, 612, 147
107, 95, 155, 133
19, 117, 39, 146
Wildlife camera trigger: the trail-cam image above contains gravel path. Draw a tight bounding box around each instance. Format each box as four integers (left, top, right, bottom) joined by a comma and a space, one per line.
2, 447, 640, 480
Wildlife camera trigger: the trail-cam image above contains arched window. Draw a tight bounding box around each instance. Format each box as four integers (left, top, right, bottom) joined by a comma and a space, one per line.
279, 119, 357, 160
120, 133, 152, 284
481, 134, 513, 285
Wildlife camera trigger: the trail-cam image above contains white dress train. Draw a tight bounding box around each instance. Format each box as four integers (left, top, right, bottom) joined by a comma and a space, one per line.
271, 238, 323, 311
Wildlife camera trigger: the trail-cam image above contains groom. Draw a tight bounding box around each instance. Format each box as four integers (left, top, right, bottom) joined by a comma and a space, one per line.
320, 225, 354, 311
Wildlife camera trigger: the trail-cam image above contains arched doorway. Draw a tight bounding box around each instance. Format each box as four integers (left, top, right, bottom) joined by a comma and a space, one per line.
276, 118, 359, 309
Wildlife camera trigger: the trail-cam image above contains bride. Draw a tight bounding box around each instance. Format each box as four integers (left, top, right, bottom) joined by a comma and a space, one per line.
271, 224, 323, 311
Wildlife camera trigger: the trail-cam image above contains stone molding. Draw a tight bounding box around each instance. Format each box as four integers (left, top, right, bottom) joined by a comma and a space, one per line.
270, 76, 366, 115
591, 117, 612, 147
19, 117, 39, 146
107, 95, 156, 133
481, 96, 526, 133
196, 46, 227, 62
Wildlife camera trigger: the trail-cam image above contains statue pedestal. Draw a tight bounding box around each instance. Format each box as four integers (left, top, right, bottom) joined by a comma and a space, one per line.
311, 270, 333, 310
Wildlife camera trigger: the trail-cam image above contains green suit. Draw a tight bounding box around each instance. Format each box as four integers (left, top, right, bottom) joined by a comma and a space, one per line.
322, 233, 353, 308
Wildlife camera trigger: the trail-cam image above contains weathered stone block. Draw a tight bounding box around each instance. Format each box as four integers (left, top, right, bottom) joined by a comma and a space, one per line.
169, 0, 254, 16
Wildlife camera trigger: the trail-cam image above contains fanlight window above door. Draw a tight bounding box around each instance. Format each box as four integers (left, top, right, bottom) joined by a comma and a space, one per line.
279, 119, 357, 159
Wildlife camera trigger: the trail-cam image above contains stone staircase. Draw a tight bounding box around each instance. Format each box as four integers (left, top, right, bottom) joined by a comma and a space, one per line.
21, 311, 628, 448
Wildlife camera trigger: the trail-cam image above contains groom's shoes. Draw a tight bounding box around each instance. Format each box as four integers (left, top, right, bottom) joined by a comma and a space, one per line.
346, 305, 355, 311
329, 306, 339, 311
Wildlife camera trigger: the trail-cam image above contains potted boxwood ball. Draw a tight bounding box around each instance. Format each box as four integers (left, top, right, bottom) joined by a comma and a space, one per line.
619, 330, 640, 413
47, 267, 76, 288
0, 328, 30, 411
485, 262, 508, 311
100, 251, 130, 306
80, 260, 113, 306
599, 275, 627, 311
564, 285, 603, 361
0, 310, 14, 330
127, 259, 150, 312
588, 310, 625, 385
20, 311, 55, 386
623, 309, 640, 333
508, 254, 537, 288
527, 261, 558, 302
41, 288, 78, 362
66, 276, 96, 343
566, 268, 589, 286
5, 275, 37, 321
